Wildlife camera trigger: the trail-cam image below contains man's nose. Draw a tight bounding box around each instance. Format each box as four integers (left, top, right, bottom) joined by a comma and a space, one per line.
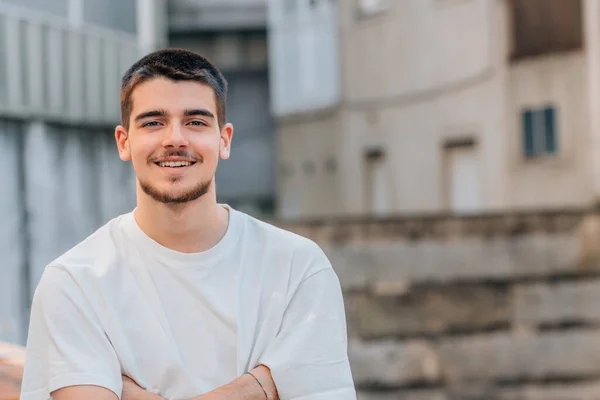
163, 124, 188, 147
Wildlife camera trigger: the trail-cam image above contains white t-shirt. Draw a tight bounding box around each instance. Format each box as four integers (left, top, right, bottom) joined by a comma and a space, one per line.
20, 205, 356, 400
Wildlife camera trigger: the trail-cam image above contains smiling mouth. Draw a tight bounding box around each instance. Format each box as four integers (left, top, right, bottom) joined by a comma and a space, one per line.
155, 161, 196, 168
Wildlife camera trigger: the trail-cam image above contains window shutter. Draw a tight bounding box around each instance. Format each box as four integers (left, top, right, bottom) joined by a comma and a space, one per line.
523, 110, 535, 157
544, 107, 557, 153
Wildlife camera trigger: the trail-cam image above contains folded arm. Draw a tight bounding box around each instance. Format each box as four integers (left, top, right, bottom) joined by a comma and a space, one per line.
51, 365, 278, 400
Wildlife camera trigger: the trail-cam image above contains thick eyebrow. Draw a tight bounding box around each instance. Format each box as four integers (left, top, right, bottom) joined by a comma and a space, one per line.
184, 109, 215, 120
135, 109, 168, 122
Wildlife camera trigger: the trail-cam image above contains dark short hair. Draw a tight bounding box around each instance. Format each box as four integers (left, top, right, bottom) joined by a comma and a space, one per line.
120, 48, 228, 130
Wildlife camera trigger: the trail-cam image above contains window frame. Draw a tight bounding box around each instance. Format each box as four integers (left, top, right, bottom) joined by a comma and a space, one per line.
522, 106, 558, 158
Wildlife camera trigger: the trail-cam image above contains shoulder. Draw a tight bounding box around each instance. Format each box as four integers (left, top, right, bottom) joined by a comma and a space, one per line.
238, 211, 331, 274
241, 211, 325, 252
43, 213, 131, 283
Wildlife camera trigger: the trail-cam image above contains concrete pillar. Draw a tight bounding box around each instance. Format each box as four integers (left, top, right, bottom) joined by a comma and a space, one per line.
584, 0, 600, 203
136, 0, 168, 55
67, 0, 84, 28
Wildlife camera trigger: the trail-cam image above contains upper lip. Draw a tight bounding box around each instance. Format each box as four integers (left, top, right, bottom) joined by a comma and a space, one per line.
154, 157, 197, 163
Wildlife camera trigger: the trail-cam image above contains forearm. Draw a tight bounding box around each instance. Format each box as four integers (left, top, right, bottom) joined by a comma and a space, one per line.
122, 365, 278, 400
121, 376, 165, 400
191, 365, 278, 400
120, 390, 164, 400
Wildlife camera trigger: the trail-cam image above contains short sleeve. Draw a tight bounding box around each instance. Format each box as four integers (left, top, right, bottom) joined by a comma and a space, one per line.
20, 266, 122, 400
258, 252, 357, 400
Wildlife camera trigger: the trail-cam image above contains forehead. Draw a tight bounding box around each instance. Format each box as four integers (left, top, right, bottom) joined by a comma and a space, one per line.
130, 77, 217, 115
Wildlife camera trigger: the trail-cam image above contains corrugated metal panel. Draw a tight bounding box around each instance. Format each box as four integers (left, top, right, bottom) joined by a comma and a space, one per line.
0, 121, 25, 345
103, 40, 121, 122
0, 15, 7, 107
0, 5, 140, 125
46, 27, 65, 117
267, 0, 340, 116
24, 22, 43, 110
66, 30, 85, 121
23, 123, 136, 296
4, 16, 23, 112
84, 35, 103, 121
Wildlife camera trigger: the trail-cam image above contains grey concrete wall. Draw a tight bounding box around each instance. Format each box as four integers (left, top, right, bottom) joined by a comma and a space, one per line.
0, 120, 25, 344
24, 123, 136, 293
277, 210, 600, 399
0, 120, 136, 344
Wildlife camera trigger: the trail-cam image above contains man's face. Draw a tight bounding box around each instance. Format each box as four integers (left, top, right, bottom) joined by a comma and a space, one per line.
115, 78, 233, 204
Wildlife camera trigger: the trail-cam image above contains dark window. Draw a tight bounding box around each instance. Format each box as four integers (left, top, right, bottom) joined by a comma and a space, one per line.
522, 106, 558, 158
302, 161, 316, 175
509, 0, 582, 60
279, 163, 294, 177
324, 156, 337, 173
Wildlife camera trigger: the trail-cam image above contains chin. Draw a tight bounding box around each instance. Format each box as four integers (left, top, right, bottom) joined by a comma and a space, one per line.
139, 177, 213, 204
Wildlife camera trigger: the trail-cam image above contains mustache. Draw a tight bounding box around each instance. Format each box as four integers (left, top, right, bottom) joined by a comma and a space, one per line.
148, 150, 202, 163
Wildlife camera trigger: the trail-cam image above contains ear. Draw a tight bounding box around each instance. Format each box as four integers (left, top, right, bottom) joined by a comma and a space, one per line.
115, 125, 131, 161
219, 123, 234, 160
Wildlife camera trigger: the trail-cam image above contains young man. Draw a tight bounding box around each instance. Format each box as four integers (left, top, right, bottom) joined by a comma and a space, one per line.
19, 49, 356, 400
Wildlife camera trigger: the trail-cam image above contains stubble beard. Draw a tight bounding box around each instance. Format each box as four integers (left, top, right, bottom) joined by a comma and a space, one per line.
139, 176, 213, 204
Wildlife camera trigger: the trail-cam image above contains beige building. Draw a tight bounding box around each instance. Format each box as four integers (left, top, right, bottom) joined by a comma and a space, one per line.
269, 0, 600, 219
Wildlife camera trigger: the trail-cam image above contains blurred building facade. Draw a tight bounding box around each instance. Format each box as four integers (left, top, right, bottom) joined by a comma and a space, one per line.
270, 0, 600, 219
0, 0, 166, 344
168, 0, 276, 216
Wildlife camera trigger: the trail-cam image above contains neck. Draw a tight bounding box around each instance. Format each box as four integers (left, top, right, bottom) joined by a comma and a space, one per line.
133, 181, 230, 253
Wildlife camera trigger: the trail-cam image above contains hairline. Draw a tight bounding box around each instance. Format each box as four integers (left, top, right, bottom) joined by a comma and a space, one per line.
121, 73, 225, 131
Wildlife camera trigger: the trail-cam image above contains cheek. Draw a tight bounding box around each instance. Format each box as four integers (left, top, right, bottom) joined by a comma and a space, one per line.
128, 143, 154, 170
192, 136, 221, 162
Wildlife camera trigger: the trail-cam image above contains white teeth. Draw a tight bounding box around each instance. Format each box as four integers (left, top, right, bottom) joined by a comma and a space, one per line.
158, 161, 193, 167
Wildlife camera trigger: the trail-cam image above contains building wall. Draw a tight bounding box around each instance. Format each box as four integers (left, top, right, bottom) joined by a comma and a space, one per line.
0, 0, 165, 344
277, 112, 344, 218
508, 51, 593, 209
341, 0, 491, 108
23, 123, 137, 296
267, 0, 340, 116
0, 1, 139, 124
276, 0, 510, 217
275, 208, 600, 399
0, 120, 25, 344
274, 0, 594, 219
0, 120, 137, 345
